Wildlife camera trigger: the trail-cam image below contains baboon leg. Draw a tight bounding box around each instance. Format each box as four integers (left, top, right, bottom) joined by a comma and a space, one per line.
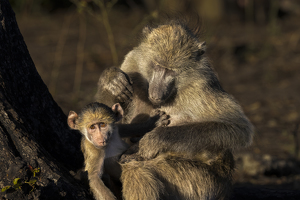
121, 160, 165, 200
121, 151, 234, 200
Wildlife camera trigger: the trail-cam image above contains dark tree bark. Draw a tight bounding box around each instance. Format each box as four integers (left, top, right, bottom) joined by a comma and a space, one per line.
0, 1, 92, 199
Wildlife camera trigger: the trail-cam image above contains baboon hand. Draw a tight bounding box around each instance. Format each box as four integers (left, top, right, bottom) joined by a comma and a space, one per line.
150, 109, 170, 127
103, 67, 133, 102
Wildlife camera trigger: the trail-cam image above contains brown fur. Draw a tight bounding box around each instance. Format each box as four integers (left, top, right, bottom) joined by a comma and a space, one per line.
96, 20, 254, 200
81, 138, 117, 200
68, 102, 128, 200
121, 150, 234, 200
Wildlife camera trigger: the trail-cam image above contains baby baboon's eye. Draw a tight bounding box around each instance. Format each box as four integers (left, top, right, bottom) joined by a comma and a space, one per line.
90, 124, 96, 130
100, 123, 107, 128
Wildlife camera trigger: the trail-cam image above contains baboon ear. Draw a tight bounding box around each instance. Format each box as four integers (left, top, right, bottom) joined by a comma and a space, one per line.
142, 26, 153, 36
197, 41, 206, 56
198, 41, 206, 50
68, 111, 78, 129
111, 103, 123, 122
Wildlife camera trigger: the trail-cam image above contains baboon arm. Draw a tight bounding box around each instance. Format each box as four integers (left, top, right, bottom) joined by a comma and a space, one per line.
83, 140, 117, 199
85, 153, 116, 200
117, 119, 161, 137
117, 123, 153, 137
89, 173, 116, 200
117, 110, 169, 137
138, 121, 253, 159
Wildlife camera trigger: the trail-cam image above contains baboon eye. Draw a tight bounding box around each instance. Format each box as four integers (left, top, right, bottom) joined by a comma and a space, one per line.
100, 123, 107, 128
90, 125, 96, 129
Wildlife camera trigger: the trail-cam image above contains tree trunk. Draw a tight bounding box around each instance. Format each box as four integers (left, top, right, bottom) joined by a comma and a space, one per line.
0, 1, 92, 199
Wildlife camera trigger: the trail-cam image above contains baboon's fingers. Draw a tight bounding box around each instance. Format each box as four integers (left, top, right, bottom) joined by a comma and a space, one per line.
118, 73, 134, 94
122, 88, 133, 99
158, 111, 166, 116
117, 94, 127, 102
110, 79, 129, 97
110, 78, 133, 100
150, 109, 160, 117
151, 110, 170, 127
161, 118, 170, 126
117, 92, 131, 102
156, 117, 170, 127
159, 113, 169, 120
150, 109, 165, 117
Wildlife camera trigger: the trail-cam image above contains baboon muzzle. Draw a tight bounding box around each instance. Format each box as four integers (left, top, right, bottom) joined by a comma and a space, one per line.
148, 68, 174, 105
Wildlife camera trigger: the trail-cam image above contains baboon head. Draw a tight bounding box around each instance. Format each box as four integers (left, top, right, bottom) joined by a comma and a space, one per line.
140, 22, 207, 105
67, 102, 123, 148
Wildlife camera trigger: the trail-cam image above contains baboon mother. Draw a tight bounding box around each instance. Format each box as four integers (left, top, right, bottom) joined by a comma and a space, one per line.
96, 20, 253, 200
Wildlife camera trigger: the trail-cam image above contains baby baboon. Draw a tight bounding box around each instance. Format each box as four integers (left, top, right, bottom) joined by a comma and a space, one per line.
68, 102, 126, 200
96, 20, 254, 200
67, 102, 169, 200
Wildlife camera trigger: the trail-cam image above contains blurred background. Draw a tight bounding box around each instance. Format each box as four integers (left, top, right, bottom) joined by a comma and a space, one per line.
12, 0, 300, 191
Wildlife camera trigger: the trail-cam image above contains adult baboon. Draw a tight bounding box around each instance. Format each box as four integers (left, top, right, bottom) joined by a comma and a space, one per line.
95, 20, 254, 200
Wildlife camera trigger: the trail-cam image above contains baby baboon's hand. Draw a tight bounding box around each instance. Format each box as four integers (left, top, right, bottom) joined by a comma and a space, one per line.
150, 109, 170, 127
101, 67, 133, 102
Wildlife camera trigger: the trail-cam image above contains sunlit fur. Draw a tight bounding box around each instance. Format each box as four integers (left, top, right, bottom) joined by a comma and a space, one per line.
96, 20, 254, 200
68, 102, 127, 200
77, 103, 116, 128
76, 103, 116, 146
142, 24, 201, 71
121, 150, 234, 200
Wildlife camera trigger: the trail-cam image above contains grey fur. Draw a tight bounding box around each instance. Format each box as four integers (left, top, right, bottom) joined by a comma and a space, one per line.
96, 20, 254, 199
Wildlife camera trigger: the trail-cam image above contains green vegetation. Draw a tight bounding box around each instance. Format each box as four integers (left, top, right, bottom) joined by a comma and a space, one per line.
1, 166, 40, 194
